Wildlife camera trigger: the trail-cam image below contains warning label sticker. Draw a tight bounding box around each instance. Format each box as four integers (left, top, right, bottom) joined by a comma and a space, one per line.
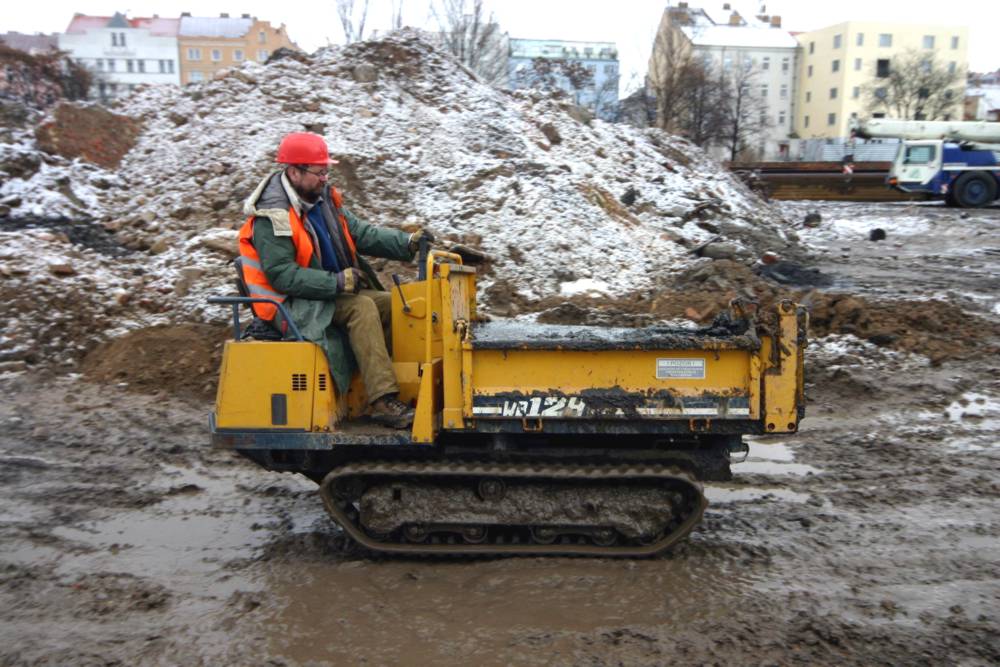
656, 358, 705, 379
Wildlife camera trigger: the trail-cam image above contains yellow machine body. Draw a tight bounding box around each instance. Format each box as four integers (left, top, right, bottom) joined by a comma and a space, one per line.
214, 250, 805, 445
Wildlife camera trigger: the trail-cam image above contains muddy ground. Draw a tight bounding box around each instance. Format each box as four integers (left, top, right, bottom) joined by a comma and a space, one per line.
2, 201, 1000, 666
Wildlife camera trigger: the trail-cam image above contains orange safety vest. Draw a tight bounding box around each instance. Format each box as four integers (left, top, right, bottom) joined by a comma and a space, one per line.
238, 186, 358, 321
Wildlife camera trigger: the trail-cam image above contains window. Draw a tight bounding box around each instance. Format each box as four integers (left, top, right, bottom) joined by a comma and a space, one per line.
169, 60, 174, 73
778, 111, 786, 124
782, 57, 789, 72
120, 33, 126, 47
879, 33, 892, 47
190, 71, 203, 83
603, 63, 616, 75
258, 49, 269, 61
780, 84, 788, 99
760, 84, 768, 98
856, 32, 864, 46
830, 87, 838, 99
833, 34, 842, 49
187, 48, 201, 60
923, 35, 935, 49
904, 145, 936, 165
106, 58, 115, 72
111, 33, 118, 47
137, 60, 145, 73
809, 41, 815, 54
875, 87, 887, 100
158, 59, 165, 73
234, 49, 244, 62
762, 56, 770, 70
951, 36, 959, 49
876, 59, 890, 78
948, 61, 957, 74
854, 58, 862, 71
258, 30, 266, 44
806, 91, 812, 102
211, 49, 222, 62
832, 59, 840, 72
723, 55, 733, 69
96, 58, 104, 71
873, 112, 886, 118
827, 112, 836, 126
804, 115, 810, 128
807, 64, 813, 77
852, 86, 860, 99
921, 59, 931, 73
126, 59, 134, 73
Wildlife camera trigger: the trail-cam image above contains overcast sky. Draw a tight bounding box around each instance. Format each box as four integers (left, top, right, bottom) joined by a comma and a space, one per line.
7, 0, 999, 90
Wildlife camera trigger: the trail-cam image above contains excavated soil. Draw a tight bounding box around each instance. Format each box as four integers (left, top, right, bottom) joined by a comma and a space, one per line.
1, 201, 1000, 666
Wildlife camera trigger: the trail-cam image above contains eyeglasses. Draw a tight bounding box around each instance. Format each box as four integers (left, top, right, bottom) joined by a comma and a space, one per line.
295, 165, 329, 179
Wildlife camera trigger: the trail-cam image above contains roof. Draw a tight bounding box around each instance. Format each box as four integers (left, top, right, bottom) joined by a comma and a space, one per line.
179, 16, 254, 38
682, 25, 798, 49
968, 87, 1000, 111
65, 14, 180, 37
0, 32, 57, 53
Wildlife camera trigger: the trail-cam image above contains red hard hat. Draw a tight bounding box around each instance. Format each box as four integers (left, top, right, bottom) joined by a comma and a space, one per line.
275, 132, 339, 165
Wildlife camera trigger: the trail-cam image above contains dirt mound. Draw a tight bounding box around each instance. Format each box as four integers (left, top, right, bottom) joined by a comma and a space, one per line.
82, 324, 228, 397
35, 102, 143, 169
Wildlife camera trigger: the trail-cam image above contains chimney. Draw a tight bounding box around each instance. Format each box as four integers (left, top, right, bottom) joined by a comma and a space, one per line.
723, 3, 731, 9
153, 13, 159, 18
241, 13, 250, 18
220, 12, 229, 18
181, 12, 190, 17
729, 11, 742, 26
770, 16, 781, 28
679, 1, 688, 7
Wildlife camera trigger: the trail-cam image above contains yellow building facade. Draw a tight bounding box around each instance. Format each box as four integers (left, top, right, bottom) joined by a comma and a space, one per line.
177, 14, 298, 84
794, 22, 968, 138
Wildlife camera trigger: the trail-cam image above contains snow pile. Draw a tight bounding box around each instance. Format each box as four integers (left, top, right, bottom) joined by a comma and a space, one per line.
0, 30, 800, 368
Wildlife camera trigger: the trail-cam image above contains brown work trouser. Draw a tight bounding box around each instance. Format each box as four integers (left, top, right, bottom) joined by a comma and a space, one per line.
332, 289, 397, 403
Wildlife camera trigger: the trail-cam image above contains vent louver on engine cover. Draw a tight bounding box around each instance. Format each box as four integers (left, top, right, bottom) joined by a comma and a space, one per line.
291, 373, 307, 391
318, 374, 327, 391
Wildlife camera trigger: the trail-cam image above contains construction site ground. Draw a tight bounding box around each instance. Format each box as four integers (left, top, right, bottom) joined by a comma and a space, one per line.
2, 200, 1000, 666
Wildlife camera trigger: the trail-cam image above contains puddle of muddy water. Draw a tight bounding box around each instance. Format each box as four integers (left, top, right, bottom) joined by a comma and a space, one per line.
704, 486, 812, 504
251, 553, 762, 666
736, 439, 824, 476
43, 464, 302, 599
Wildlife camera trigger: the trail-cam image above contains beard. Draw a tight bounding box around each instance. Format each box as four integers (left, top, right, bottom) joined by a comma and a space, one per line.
293, 179, 325, 204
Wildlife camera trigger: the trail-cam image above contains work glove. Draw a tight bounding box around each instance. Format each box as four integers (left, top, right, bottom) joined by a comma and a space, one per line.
408, 229, 435, 254
334, 267, 367, 294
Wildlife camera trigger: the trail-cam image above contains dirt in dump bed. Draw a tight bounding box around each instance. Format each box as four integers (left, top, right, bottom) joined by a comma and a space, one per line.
525, 259, 1000, 364
81, 323, 229, 398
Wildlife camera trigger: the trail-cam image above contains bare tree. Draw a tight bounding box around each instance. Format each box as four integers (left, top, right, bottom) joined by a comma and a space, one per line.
430, 0, 508, 86
336, 0, 370, 44
719, 58, 769, 161
863, 49, 965, 120
679, 61, 728, 147
389, 0, 404, 30
647, 22, 697, 134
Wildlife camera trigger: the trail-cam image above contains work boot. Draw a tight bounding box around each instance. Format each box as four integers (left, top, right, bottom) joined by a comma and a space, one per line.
369, 394, 414, 430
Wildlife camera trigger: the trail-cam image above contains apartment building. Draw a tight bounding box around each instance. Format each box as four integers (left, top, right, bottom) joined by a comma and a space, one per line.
178, 14, 298, 84
794, 22, 969, 138
58, 13, 181, 99
508, 38, 619, 121
648, 3, 798, 160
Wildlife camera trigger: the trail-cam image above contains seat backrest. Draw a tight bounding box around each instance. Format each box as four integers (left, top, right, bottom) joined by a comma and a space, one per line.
233, 257, 250, 298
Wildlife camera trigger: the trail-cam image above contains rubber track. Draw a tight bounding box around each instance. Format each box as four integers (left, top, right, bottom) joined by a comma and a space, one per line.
318, 461, 708, 557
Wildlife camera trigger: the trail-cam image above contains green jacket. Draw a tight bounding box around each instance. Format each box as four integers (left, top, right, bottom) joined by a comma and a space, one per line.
243, 170, 414, 392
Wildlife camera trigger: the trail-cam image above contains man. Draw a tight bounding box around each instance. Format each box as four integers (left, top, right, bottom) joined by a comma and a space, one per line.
238, 132, 431, 429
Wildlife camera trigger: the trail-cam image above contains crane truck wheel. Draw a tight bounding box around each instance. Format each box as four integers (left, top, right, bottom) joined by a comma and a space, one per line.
953, 171, 998, 208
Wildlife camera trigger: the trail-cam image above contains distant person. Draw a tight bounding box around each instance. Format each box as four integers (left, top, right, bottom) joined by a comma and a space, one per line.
238, 132, 432, 429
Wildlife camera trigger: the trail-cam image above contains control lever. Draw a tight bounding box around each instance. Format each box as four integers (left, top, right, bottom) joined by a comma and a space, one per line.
417, 235, 430, 281
391, 274, 410, 313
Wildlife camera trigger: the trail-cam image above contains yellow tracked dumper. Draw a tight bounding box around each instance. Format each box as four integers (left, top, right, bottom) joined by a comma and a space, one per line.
210, 248, 806, 556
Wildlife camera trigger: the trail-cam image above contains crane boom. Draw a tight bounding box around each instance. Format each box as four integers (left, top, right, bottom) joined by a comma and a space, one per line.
852, 118, 1000, 143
